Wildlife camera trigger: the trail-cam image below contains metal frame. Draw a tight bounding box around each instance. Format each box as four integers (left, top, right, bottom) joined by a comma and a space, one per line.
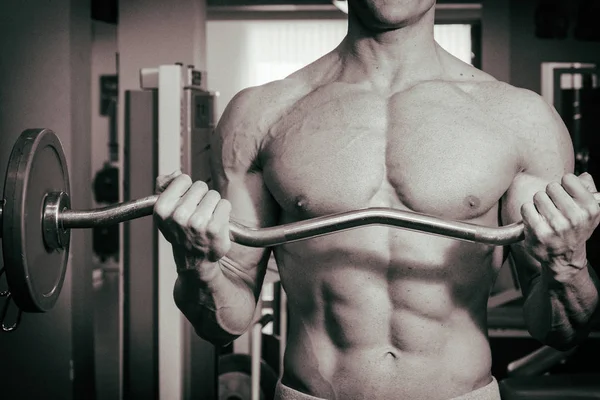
541, 62, 598, 111
123, 89, 160, 399
124, 65, 218, 400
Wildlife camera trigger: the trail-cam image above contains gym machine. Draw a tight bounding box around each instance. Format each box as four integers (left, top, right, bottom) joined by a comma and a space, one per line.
123, 63, 218, 399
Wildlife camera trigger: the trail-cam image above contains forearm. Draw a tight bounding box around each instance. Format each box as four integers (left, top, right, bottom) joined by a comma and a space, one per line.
524, 262, 600, 350
173, 257, 258, 346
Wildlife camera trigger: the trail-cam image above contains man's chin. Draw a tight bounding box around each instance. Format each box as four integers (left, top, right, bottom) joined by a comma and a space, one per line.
350, 3, 435, 32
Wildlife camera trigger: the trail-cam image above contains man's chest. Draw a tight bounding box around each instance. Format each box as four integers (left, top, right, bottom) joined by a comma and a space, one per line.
261, 83, 520, 221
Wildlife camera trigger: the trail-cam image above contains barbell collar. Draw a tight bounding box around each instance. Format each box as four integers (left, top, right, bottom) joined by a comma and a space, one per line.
42, 192, 70, 250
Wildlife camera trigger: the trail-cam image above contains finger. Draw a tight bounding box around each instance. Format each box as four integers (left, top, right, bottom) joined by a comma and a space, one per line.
205, 199, 232, 239
172, 181, 210, 225
533, 191, 568, 231
562, 173, 599, 215
545, 181, 577, 215
212, 198, 232, 223
205, 200, 233, 261
154, 174, 192, 220
521, 201, 546, 231
206, 199, 232, 236
578, 172, 598, 193
155, 170, 182, 194
189, 190, 223, 232
521, 201, 554, 241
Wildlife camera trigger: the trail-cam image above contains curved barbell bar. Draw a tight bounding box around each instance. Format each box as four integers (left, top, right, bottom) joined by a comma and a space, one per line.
1, 187, 600, 333
49, 192, 600, 248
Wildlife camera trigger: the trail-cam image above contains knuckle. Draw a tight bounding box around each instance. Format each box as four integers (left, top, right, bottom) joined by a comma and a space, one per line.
529, 229, 544, 243
590, 205, 600, 218
552, 219, 569, 233
581, 204, 594, 216
205, 222, 221, 238
535, 228, 552, 242
584, 207, 599, 223
189, 214, 207, 232
154, 202, 171, 219
209, 240, 231, 261
172, 207, 192, 225
568, 211, 586, 226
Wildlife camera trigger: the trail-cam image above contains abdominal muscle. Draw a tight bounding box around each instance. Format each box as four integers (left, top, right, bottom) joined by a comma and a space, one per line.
274, 226, 500, 400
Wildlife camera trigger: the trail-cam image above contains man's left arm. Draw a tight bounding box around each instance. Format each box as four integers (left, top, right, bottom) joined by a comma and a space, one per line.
502, 93, 600, 350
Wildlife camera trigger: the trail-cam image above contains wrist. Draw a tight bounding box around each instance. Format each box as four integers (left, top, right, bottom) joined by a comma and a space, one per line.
173, 246, 221, 280
543, 259, 591, 288
177, 259, 222, 283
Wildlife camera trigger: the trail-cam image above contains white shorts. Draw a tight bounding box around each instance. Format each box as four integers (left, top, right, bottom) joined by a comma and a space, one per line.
274, 376, 501, 400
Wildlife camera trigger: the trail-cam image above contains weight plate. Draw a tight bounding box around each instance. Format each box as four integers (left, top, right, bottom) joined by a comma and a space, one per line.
219, 371, 255, 400
3, 129, 70, 312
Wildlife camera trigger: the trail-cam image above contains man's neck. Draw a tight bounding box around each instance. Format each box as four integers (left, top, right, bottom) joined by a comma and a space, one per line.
337, 7, 445, 92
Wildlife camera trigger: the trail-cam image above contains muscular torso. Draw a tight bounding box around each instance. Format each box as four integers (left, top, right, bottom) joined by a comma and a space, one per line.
258, 49, 521, 400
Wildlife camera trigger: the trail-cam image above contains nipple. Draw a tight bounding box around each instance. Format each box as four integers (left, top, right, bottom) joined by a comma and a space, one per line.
295, 196, 308, 211
465, 195, 481, 209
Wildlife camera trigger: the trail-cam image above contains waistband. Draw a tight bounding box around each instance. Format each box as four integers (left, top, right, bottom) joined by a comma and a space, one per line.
273, 376, 501, 400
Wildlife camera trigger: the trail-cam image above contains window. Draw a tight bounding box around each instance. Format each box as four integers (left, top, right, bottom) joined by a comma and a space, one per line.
208, 19, 476, 117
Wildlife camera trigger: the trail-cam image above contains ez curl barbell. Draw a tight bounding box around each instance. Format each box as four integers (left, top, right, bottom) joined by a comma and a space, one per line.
1, 129, 599, 331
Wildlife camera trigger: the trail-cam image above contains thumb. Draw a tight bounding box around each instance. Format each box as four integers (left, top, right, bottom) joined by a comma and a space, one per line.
155, 170, 182, 194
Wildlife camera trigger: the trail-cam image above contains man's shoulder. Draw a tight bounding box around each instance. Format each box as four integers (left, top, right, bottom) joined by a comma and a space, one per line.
213, 79, 312, 169
473, 81, 573, 172
473, 81, 561, 133
445, 62, 557, 127
224, 79, 310, 125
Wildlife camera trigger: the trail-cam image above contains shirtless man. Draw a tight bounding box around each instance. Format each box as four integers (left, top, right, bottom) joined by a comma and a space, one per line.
154, 1, 600, 399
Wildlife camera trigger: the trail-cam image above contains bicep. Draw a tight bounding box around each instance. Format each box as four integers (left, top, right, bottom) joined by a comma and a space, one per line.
214, 168, 279, 297
502, 95, 575, 295
209, 91, 280, 298
502, 174, 555, 295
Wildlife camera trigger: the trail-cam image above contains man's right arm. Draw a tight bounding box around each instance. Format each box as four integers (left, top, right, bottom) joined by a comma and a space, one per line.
172, 87, 280, 346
